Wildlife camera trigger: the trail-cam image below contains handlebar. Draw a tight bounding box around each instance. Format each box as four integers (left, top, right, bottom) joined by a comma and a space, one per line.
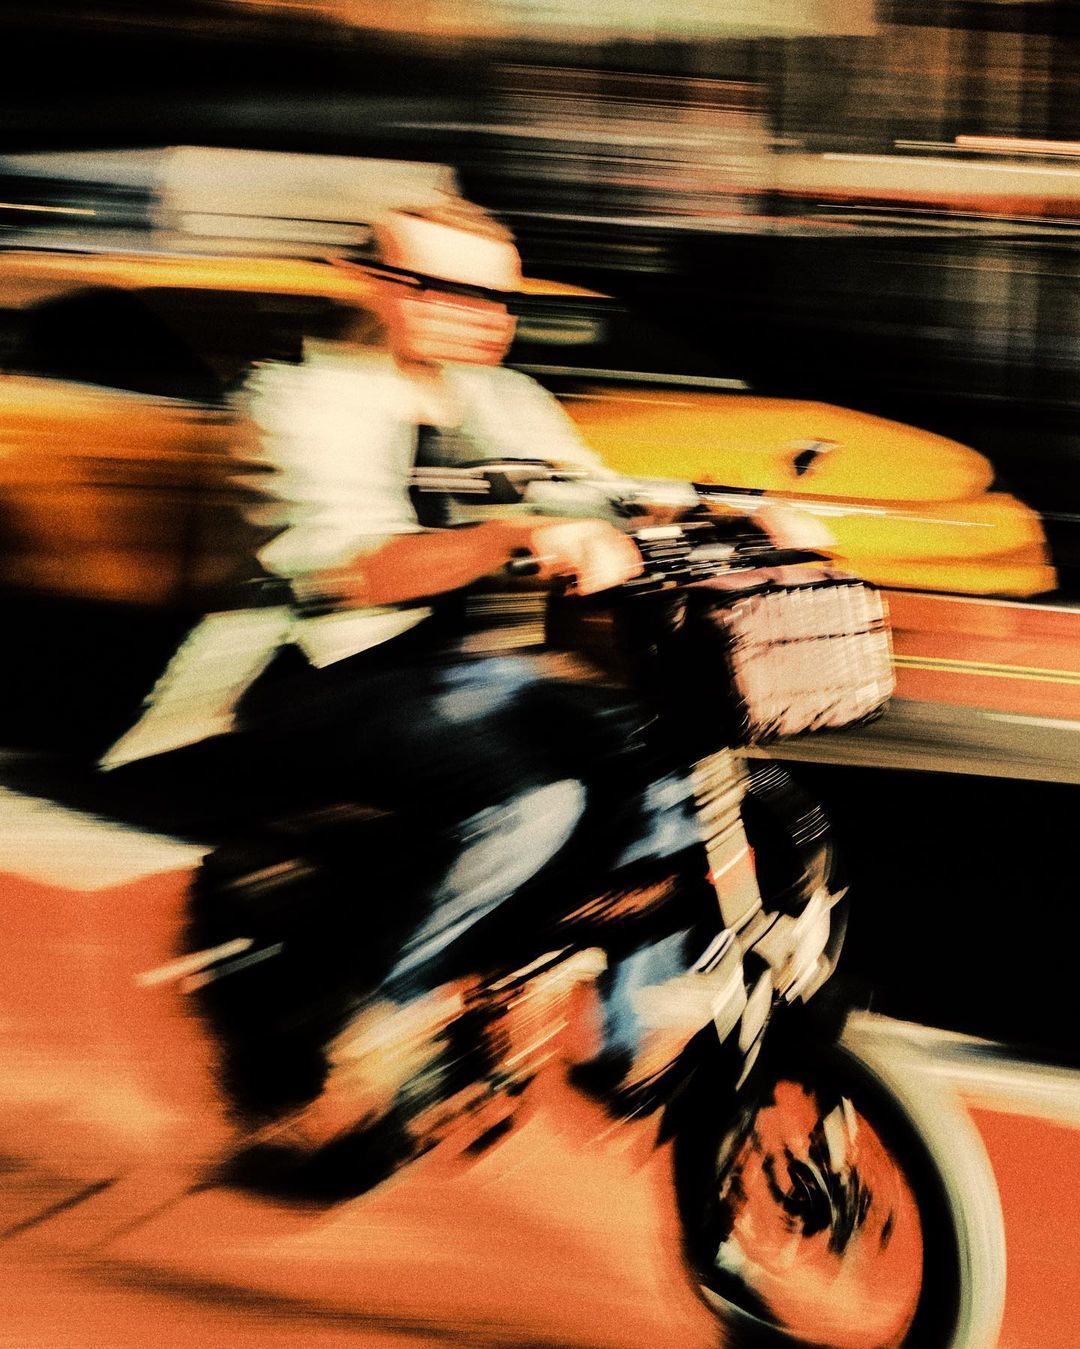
502, 522, 827, 595
419, 461, 829, 595
622, 524, 827, 595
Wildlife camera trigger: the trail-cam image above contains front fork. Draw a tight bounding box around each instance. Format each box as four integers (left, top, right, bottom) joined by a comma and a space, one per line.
586, 750, 845, 1111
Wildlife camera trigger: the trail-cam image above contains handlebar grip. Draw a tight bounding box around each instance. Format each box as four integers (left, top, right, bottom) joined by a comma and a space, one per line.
505, 550, 542, 578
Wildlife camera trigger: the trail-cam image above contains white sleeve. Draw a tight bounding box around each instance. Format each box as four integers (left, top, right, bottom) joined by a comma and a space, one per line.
457, 366, 610, 472
236, 360, 423, 582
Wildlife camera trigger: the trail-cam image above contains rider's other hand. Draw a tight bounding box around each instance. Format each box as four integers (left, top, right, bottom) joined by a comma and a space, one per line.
754, 503, 836, 554
497, 517, 643, 595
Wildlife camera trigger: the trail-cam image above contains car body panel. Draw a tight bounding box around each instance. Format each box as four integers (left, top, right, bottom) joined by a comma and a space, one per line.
561, 386, 1055, 595
564, 388, 996, 502
0, 248, 377, 309
0, 375, 250, 606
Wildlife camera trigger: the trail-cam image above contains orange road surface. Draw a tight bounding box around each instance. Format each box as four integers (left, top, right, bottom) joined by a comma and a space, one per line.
974, 1108, 1080, 1349
0, 848, 1077, 1345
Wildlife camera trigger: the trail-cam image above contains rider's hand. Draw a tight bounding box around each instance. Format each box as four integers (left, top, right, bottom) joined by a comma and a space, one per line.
754, 503, 836, 554
488, 516, 643, 595
702, 496, 836, 554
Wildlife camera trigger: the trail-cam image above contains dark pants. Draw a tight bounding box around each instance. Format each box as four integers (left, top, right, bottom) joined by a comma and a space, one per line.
100, 636, 693, 991
233, 639, 702, 974
138, 632, 708, 1121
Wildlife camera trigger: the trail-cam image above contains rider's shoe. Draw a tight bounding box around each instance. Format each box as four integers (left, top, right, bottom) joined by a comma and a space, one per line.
219, 1108, 417, 1205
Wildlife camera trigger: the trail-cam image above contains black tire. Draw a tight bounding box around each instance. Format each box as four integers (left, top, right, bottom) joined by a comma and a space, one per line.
672, 1031, 1005, 1348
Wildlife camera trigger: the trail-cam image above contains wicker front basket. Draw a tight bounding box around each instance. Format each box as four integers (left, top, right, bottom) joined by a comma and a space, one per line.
678, 566, 895, 746
548, 565, 894, 751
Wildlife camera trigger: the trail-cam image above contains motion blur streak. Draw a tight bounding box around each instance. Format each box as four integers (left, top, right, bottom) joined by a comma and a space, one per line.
0, 814, 716, 1343
2, 3, 1080, 1347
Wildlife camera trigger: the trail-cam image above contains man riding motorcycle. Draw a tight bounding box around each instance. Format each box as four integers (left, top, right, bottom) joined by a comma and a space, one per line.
0, 183, 1006, 1347
105, 197, 728, 1172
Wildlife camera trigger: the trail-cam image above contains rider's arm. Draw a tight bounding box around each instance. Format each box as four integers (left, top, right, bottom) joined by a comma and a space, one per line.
296, 516, 642, 609
236, 359, 640, 609
449, 364, 611, 473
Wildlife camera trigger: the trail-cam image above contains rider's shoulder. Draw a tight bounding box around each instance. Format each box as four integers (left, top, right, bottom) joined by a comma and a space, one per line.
239, 349, 395, 408
447, 362, 541, 394
445, 362, 558, 417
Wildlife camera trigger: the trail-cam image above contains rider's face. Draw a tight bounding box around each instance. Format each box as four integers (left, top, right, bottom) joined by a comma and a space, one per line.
375, 216, 519, 368
386, 286, 515, 368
